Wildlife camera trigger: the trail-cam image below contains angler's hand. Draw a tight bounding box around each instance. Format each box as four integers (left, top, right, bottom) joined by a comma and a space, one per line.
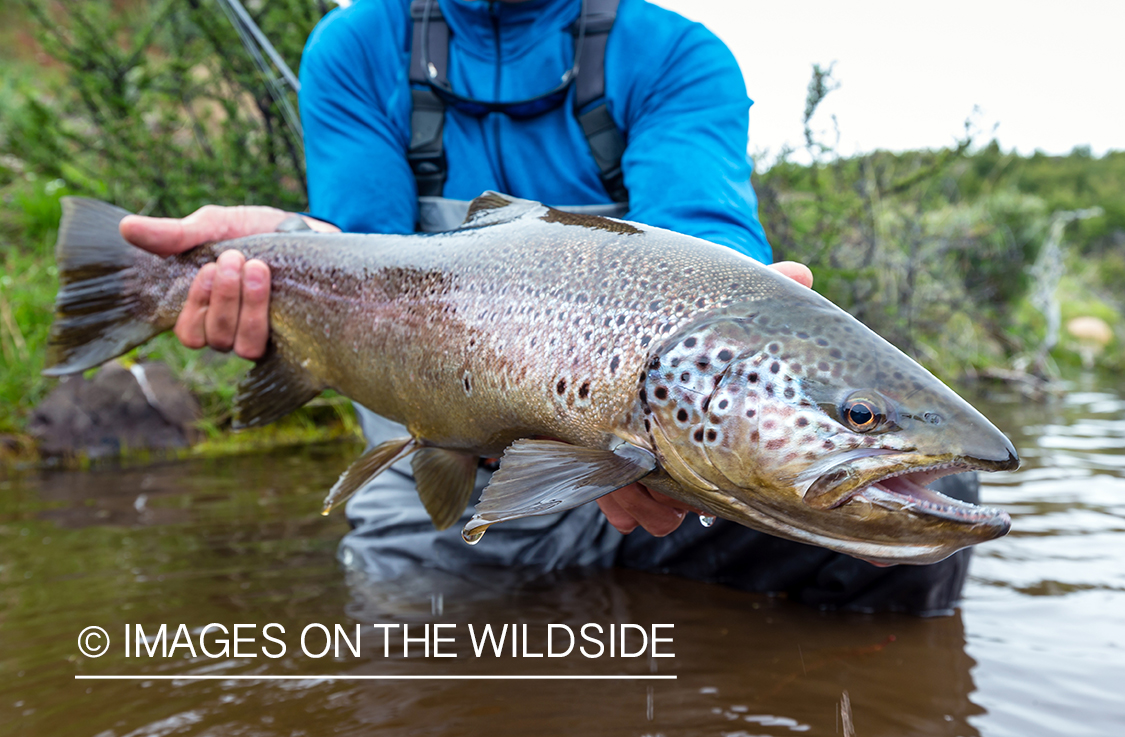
120, 205, 339, 360
598, 260, 814, 536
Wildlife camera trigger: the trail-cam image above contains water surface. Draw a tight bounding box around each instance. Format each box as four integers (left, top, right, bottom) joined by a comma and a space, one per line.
1, 376, 1122, 736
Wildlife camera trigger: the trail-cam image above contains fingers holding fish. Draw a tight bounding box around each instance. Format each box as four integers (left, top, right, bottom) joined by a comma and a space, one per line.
121, 204, 293, 255
598, 483, 688, 538
234, 259, 271, 360
768, 261, 814, 288
203, 249, 248, 353
171, 251, 270, 358
174, 263, 217, 350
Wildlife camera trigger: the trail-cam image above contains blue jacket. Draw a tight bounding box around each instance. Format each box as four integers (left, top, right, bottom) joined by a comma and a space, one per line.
300, 0, 772, 263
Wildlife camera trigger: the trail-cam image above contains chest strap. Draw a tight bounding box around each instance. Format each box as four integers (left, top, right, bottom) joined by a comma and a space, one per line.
407, 0, 627, 203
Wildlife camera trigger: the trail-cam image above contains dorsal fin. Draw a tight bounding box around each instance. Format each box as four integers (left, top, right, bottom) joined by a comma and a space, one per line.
460, 191, 542, 228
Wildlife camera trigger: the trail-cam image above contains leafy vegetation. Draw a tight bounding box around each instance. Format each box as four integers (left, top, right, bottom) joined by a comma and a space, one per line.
754, 66, 1123, 379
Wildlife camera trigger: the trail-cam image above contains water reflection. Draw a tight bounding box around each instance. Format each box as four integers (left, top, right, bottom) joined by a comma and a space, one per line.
2, 375, 1124, 736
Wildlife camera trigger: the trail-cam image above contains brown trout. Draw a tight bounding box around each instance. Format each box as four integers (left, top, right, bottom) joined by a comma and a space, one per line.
44, 192, 1017, 564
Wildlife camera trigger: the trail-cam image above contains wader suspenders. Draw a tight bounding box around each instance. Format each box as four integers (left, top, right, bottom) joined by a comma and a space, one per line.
407, 0, 628, 204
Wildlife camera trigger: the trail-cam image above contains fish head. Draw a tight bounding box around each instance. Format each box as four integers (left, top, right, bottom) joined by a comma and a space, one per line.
642, 296, 1018, 565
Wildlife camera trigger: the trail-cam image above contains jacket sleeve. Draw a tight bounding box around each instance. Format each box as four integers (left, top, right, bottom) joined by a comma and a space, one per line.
299, 2, 417, 234
609, 3, 772, 263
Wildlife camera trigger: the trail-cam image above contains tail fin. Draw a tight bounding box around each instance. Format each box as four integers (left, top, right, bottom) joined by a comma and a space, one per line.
42, 197, 168, 376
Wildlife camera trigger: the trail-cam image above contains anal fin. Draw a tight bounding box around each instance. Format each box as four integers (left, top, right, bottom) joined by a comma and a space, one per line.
322, 437, 417, 514
412, 448, 480, 530
233, 344, 324, 429
462, 440, 656, 540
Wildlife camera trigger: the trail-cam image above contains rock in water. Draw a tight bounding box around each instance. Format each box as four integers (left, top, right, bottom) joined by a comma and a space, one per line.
31, 361, 200, 458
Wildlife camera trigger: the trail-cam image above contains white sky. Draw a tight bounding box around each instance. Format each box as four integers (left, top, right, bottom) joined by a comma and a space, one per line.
654, 0, 1125, 166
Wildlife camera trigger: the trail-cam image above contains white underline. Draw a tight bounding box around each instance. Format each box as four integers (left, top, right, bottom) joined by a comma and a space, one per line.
75, 674, 676, 681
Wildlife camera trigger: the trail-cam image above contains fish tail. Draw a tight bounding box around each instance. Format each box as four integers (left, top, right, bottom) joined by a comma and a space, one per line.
42, 197, 177, 376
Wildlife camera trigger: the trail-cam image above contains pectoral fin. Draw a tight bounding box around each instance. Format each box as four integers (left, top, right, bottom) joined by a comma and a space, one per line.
412, 448, 480, 530
322, 437, 417, 514
462, 440, 656, 542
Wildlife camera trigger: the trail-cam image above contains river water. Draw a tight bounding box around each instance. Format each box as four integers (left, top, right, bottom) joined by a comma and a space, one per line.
1, 375, 1122, 736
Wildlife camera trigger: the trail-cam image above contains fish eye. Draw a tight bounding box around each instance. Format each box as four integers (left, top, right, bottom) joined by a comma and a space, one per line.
841, 394, 885, 433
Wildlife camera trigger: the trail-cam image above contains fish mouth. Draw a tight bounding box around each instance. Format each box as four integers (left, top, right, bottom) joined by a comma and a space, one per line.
804, 454, 1014, 530
855, 462, 1005, 525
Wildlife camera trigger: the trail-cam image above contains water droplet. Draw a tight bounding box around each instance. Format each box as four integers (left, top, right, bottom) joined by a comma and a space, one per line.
462, 526, 487, 545
699, 514, 716, 528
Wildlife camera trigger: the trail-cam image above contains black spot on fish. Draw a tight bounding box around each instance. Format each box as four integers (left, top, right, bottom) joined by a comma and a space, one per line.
639, 388, 647, 403
556, 379, 567, 395
818, 361, 830, 372
822, 439, 835, 449
644, 418, 651, 431
769, 343, 780, 354
681, 371, 691, 382
718, 349, 733, 362
746, 409, 756, 418
463, 375, 472, 393
650, 356, 661, 370
684, 337, 697, 348
694, 428, 705, 442
654, 387, 668, 400
829, 348, 843, 359
579, 382, 590, 399
796, 417, 809, 427
748, 372, 758, 383
770, 362, 780, 374
718, 399, 729, 410
709, 415, 720, 424
706, 429, 718, 442
697, 360, 709, 370
677, 409, 689, 422
784, 387, 795, 399
695, 298, 706, 309
796, 331, 809, 339
816, 338, 829, 347
610, 356, 620, 374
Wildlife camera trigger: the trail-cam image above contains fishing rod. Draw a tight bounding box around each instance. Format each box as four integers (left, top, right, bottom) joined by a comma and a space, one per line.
213, 0, 305, 146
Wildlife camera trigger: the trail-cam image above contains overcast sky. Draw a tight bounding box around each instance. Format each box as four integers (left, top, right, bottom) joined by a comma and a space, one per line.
654, 0, 1125, 165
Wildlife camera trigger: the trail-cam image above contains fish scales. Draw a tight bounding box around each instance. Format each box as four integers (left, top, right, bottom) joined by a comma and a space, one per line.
44, 193, 1019, 564
182, 217, 781, 454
